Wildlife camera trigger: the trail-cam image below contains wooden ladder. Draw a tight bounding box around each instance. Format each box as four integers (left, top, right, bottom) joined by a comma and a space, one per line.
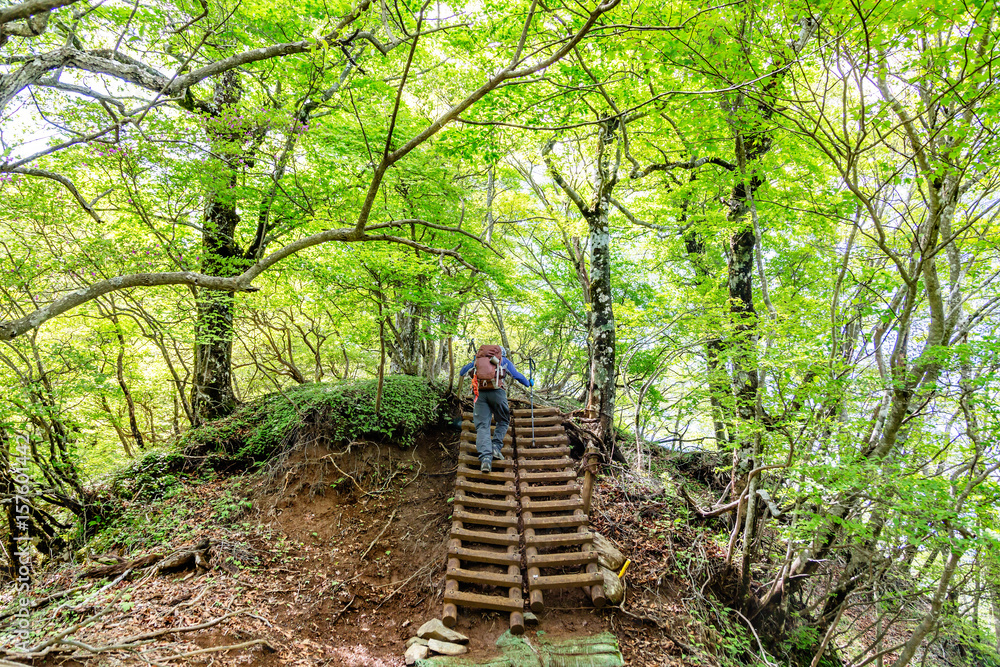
442, 405, 603, 632
443, 412, 524, 634
512, 406, 605, 613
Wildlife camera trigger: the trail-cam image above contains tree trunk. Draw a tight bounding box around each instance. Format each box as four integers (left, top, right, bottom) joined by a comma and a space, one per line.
890, 547, 962, 667
589, 206, 616, 447
191, 70, 244, 424
192, 186, 240, 423
111, 316, 144, 451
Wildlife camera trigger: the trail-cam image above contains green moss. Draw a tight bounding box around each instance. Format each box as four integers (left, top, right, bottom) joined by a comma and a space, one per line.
180, 375, 445, 463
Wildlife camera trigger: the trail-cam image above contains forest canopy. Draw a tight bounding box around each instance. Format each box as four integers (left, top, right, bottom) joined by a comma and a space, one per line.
1, 0, 999, 665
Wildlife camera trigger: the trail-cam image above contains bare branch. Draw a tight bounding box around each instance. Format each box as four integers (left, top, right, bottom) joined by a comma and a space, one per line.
10, 167, 103, 223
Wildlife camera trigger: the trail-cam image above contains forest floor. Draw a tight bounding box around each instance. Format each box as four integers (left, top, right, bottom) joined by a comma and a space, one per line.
1, 425, 700, 666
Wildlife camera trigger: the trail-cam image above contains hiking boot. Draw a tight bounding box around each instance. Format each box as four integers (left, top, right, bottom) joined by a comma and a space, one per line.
492, 448, 504, 461
480, 460, 492, 474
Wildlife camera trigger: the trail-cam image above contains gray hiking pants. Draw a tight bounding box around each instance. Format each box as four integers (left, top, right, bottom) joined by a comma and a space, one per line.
473, 388, 510, 463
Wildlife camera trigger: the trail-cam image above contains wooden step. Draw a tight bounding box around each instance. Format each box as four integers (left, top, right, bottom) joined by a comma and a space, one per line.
455, 480, 514, 496
512, 407, 561, 417
450, 528, 519, 546
525, 532, 593, 547
518, 457, 573, 469
510, 425, 565, 437
518, 435, 570, 447
519, 470, 578, 483
444, 590, 523, 613
517, 447, 570, 458
448, 546, 520, 566
527, 551, 598, 568
512, 415, 563, 427
461, 432, 513, 444
527, 571, 604, 591
458, 466, 516, 481
459, 455, 515, 469
446, 567, 522, 587
460, 443, 514, 456
519, 483, 580, 496
455, 495, 517, 511
454, 510, 517, 528
524, 514, 589, 529
522, 498, 584, 512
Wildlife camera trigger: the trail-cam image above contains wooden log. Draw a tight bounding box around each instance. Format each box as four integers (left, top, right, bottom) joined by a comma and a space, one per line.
449, 528, 519, 546
445, 567, 521, 587
453, 511, 517, 527
444, 590, 523, 612
527, 572, 605, 590
448, 546, 520, 566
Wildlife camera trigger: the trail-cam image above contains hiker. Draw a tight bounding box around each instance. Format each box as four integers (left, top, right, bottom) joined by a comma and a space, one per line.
460, 345, 532, 473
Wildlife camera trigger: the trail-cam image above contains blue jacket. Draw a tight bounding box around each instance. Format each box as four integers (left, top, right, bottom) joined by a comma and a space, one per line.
460, 357, 530, 387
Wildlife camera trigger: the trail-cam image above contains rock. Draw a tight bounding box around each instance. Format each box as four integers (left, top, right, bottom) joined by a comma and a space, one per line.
404, 643, 429, 665
417, 618, 469, 644
600, 566, 625, 605
406, 637, 428, 648
592, 532, 625, 571
523, 611, 539, 626
428, 639, 468, 656
402, 619, 411, 628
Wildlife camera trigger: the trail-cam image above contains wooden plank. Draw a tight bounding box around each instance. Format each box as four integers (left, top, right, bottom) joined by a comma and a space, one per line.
517, 457, 573, 469
448, 546, 520, 565
458, 455, 515, 469
527, 551, 598, 568
446, 567, 522, 587
455, 479, 514, 496
512, 407, 561, 417
510, 425, 565, 437
450, 528, 519, 546
517, 446, 570, 458
522, 498, 584, 512
454, 511, 517, 527
524, 514, 589, 529
512, 415, 563, 427
457, 466, 516, 481
519, 483, 580, 496
527, 572, 604, 591
519, 470, 578, 483
517, 435, 570, 447
444, 590, 523, 613
455, 495, 517, 511
525, 532, 593, 547
460, 443, 514, 456
461, 432, 513, 444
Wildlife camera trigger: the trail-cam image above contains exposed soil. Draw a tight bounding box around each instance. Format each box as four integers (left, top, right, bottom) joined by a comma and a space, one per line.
7, 425, 629, 666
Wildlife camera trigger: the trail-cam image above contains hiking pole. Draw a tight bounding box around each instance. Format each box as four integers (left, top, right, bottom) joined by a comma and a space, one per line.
528, 357, 537, 446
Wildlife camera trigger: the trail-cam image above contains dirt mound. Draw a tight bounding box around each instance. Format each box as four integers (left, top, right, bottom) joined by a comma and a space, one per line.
4, 425, 623, 666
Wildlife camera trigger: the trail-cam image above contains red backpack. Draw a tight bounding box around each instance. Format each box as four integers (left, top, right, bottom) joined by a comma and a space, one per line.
473, 344, 506, 390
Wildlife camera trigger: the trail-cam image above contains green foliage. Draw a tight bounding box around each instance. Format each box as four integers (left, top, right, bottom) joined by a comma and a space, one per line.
112, 450, 186, 500
210, 486, 253, 524
180, 376, 445, 462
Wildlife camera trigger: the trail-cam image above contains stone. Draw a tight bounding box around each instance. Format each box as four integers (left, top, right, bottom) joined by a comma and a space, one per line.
523, 611, 539, 625
428, 638, 468, 656
592, 532, 625, 571
600, 566, 625, 605
417, 618, 469, 644
404, 643, 428, 665
405, 637, 428, 648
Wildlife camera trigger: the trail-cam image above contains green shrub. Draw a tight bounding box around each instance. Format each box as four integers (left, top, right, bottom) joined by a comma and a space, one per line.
180, 375, 445, 463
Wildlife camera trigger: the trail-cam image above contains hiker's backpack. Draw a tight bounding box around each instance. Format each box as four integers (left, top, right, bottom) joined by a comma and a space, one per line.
472, 344, 506, 390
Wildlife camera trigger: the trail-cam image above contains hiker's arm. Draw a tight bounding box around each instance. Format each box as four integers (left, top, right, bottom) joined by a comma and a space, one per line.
505, 360, 530, 387
459, 361, 475, 376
